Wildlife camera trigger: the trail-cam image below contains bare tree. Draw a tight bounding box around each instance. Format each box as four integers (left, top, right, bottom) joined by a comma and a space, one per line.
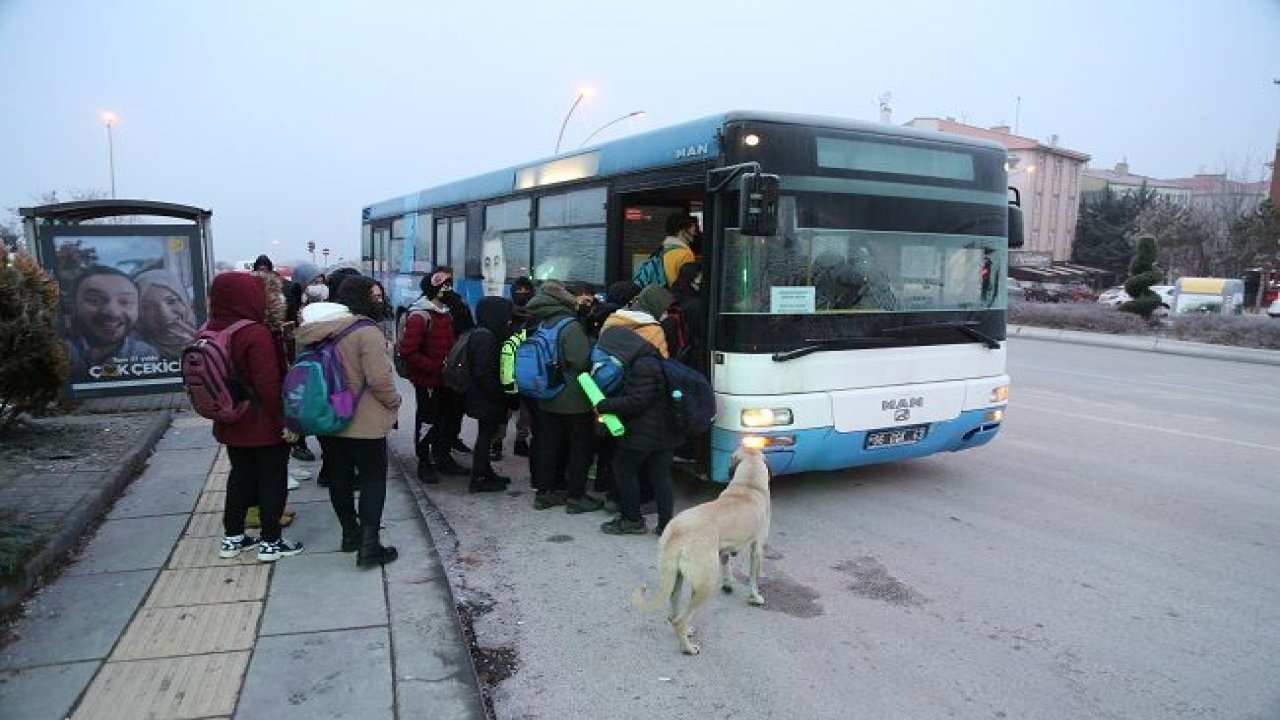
1132, 197, 1207, 279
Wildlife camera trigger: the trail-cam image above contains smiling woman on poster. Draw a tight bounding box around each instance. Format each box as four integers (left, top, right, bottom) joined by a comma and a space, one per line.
62, 265, 161, 383
135, 268, 198, 359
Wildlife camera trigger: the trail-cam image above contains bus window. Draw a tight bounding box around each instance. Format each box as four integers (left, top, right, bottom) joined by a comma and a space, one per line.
449, 217, 466, 274
485, 199, 532, 282
434, 218, 448, 269
413, 211, 432, 272
533, 188, 606, 287
390, 217, 405, 273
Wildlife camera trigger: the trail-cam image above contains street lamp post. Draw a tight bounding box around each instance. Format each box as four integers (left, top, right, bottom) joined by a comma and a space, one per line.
579, 110, 645, 148
101, 111, 118, 199
321, 247, 330, 269
554, 87, 593, 155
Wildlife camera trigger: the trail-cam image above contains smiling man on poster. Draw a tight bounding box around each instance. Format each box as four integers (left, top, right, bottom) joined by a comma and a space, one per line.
62, 265, 163, 384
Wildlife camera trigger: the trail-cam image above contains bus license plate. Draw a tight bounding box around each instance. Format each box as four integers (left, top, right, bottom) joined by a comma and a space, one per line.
865, 424, 929, 449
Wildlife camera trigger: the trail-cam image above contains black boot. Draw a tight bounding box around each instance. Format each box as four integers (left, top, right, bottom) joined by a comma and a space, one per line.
469, 473, 506, 493
339, 515, 361, 552
417, 456, 440, 484
435, 453, 471, 476
356, 527, 398, 568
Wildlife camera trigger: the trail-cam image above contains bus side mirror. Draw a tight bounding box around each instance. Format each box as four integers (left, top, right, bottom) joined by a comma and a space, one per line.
1007, 204, 1025, 249
739, 173, 779, 236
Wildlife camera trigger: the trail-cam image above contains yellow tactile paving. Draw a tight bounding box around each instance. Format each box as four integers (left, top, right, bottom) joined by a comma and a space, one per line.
195, 491, 226, 514
167, 537, 258, 569
185, 512, 224, 538
72, 651, 249, 720
147, 566, 269, 608
111, 602, 261, 660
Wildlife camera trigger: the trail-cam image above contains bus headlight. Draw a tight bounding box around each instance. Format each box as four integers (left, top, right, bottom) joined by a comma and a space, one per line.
741, 408, 793, 427
989, 385, 1009, 403
985, 408, 1005, 423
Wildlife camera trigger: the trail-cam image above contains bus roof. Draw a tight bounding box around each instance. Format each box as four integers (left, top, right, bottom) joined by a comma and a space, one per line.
363, 110, 1009, 222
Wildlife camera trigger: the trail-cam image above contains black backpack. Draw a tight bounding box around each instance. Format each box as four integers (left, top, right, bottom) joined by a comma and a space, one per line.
441, 329, 477, 393
660, 357, 715, 440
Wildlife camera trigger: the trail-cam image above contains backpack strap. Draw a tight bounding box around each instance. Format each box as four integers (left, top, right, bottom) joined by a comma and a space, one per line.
320, 317, 376, 395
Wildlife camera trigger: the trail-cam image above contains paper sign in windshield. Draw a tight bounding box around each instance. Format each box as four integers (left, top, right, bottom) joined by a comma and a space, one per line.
770, 286, 816, 314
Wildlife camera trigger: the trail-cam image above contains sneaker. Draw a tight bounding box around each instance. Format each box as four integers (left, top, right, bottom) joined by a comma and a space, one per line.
489, 442, 504, 461
513, 439, 530, 457
600, 516, 648, 535
290, 445, 316, 462
451, 438, 472, 454
219, 534, 259, 558
565, 494, 603, 514
533, 490, 567, 510
257, 538, 304, 562
286, 477, 300, 491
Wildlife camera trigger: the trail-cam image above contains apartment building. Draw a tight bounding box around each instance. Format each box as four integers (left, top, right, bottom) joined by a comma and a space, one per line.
906, 118, 1090, 263
1081, 162, 1192, 204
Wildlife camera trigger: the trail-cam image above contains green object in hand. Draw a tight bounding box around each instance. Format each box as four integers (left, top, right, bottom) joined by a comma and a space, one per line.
577, 373, 625, 437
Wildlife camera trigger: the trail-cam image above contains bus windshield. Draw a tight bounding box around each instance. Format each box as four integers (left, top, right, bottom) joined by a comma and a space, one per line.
720, 194, 1008, 315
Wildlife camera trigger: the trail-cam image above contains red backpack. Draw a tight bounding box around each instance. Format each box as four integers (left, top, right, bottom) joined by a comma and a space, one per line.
181, 319, 257, 422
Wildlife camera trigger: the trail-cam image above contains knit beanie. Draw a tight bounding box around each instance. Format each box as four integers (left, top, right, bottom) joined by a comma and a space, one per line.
421, 270, 452, 299
629, 285, 674, 319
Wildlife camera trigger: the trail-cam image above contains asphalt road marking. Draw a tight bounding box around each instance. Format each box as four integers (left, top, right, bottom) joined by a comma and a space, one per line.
1018, 403, 1280, 454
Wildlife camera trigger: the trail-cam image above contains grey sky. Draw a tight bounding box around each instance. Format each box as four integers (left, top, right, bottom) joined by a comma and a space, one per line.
2, 0, 1277, 265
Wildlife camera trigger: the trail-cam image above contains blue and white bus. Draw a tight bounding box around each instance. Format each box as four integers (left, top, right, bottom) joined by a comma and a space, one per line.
362, 111, 1021, 482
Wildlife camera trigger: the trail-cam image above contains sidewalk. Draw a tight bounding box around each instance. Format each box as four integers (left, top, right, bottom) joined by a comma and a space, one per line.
0, 411, 485, 720
1009, 324, 1280, 366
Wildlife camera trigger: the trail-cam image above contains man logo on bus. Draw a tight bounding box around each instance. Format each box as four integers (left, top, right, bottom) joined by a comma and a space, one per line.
894, 409, 911, 422
675, 143, 709, 159
882, 397, 924, 412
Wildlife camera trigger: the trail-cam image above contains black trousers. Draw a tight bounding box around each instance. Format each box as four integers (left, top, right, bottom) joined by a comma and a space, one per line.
322, 436, 388, 532
423, 387, 464, 459
224, 443, 290, 542
532, 408, 595, 497
472, 416, 501, 480
613, 446, 674, 528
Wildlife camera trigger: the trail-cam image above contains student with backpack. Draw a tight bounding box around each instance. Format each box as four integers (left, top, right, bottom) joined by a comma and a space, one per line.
399, 271, 469, 483
460, 296, 515, 493
632, 213, 698, 289
294, 276, 402, 568
520, 281, 601, 513
593, 319, 679, 536
199, 272, 304, 563
600, 284, 675, 358
491, 276, 536, 461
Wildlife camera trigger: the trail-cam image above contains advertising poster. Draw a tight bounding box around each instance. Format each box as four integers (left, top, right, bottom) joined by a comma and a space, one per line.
42, 226, 205, 394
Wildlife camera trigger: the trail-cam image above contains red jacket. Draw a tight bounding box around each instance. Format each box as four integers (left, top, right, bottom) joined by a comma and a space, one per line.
207, 272, 286, 447
400, 303, 455, 388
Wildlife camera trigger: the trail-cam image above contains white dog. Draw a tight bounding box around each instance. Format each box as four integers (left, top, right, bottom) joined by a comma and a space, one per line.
633, 444, 771, 655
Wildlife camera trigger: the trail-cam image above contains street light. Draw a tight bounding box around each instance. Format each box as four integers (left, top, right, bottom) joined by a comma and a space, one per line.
101, 111, 118, 198
554, 86, 593, 155
579, 110, 646, 148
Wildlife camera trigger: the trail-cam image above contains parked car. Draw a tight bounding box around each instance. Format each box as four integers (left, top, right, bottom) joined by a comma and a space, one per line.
1097, 284, 1174, 308
1007, 278, 1025, 300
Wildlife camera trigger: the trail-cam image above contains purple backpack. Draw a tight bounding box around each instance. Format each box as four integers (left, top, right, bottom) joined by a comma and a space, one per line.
282, 319, 375, 435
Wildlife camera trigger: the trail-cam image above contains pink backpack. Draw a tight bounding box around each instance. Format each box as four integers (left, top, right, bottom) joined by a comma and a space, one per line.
181, 319, 257, 422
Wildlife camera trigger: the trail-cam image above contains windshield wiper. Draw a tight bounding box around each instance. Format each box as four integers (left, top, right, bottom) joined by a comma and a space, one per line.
772, 337, 899, 362
880, 321, 1002, 349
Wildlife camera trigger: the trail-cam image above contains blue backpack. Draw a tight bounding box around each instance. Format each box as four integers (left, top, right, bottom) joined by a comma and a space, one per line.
587, 345, 626, 395
282, 319, 374, 435
514, 316, 576, 400
632, 246, 672, 288
660, 357, 715, 440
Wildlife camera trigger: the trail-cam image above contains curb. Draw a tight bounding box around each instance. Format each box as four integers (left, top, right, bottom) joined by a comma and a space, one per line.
1008, 325, 1280, 366
0, 409, 173, 614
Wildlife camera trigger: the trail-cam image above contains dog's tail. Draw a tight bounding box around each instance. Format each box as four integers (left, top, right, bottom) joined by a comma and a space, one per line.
632, 545, 683, 614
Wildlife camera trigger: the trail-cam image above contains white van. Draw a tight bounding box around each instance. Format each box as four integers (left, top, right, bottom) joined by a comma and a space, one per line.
1172, 277, 1245, 315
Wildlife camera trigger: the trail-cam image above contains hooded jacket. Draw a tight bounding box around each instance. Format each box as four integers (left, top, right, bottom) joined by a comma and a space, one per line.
207, 272, 286, 447
295, 304, 402, 439
464, 296, 514, 422
400, 295, 455, 388
600, 284, 673, 358
525, 283, 592, 414
661, 234, 696, 288
595, 325, 673, 451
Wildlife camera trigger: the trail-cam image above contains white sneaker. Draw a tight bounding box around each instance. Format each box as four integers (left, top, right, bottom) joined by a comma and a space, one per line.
288, 467, 311, 481
287, 477, 300, 491
219, 534, 258, 559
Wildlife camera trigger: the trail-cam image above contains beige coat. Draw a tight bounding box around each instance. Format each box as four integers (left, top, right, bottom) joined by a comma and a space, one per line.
295, 307, 401, 439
